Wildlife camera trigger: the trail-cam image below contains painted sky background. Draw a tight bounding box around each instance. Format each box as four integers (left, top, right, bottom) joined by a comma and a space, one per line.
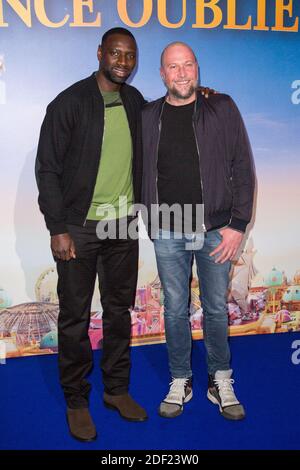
0, 0, 299, 305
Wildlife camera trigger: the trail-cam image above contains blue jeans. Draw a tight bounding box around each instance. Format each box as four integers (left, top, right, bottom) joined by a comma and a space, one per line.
154, 229, 231, 378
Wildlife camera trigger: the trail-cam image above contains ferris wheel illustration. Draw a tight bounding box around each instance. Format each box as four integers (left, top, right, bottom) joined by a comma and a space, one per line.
35, 267, 58, 303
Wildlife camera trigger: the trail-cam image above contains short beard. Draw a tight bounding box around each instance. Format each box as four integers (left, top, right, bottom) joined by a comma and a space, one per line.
168, 83, 196, 101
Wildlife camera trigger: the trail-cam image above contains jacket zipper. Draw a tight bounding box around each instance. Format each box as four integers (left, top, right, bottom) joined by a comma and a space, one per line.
155, 102, 165, 220
192, 103, 206, 232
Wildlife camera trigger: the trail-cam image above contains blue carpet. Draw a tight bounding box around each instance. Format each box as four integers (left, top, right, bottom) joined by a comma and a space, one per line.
1, 332, 300, 450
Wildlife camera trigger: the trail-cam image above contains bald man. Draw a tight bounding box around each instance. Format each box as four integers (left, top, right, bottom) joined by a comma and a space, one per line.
141, 42, 255, 420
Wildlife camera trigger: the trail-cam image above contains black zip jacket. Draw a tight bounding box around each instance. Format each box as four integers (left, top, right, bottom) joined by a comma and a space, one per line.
36, 72, 145, 236
141, 92, 255, 235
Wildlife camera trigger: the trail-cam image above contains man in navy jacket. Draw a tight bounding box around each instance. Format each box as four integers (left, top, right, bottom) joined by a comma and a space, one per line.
141, 42, 255, 420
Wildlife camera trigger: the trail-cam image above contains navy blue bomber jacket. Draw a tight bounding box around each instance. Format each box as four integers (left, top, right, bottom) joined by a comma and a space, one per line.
141, 92, 255, 235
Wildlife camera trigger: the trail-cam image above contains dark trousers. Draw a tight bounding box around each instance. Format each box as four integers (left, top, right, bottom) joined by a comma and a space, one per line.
56, 219, 138, 409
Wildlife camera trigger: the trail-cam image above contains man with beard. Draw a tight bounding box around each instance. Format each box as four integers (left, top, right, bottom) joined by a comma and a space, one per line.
36, 28, 147, 442
141, 42, 255, 420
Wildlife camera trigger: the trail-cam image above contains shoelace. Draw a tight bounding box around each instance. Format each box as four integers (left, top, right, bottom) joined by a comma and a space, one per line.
214, 378, 238, 403
165, 378, 189, 402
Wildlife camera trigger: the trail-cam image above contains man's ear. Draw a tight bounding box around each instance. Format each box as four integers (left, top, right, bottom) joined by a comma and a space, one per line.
160, 67, 165, 82
97, 45, 102, 62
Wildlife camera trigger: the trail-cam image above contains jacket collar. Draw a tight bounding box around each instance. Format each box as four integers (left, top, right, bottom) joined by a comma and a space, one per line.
158, 89, 205, 117
88, 71, 128, 99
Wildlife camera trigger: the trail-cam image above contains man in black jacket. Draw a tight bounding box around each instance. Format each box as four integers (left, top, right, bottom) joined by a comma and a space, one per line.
36, 28, 147, 442
141, 42, 255, 420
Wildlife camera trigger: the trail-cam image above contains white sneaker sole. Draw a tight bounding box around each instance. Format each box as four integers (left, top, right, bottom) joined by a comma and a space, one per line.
159, 390, 193, 418
207, 390, 245, 420
184, 389, 193, 403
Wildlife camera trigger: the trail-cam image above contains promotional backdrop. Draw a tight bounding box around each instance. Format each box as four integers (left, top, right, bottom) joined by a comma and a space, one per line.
0, 0, 300, 358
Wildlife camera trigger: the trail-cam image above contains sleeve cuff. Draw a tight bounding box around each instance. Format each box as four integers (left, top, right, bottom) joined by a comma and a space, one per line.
228, 217, 249, 233
48, 223, 68, 236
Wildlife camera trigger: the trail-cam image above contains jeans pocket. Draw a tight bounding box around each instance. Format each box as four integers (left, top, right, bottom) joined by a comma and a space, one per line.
217, 229, 223, 239
205, 229, 223, 249
213, 229, 223, 240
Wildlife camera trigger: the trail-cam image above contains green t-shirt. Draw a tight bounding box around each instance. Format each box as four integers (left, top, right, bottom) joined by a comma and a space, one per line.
87, 90, 134, 221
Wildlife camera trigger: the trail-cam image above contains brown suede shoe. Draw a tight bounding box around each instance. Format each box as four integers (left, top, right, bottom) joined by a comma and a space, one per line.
66, 407, 97, 442
103, 392, 148, 422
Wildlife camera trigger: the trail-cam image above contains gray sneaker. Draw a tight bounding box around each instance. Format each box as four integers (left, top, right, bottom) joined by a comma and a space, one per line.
207, 369, 245, 420
159, 377, 193, 418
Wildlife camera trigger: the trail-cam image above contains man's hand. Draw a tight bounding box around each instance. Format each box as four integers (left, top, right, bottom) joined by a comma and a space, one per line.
209, 227, 243, 264
199, 85, 217, 98
51, 233, 76, 261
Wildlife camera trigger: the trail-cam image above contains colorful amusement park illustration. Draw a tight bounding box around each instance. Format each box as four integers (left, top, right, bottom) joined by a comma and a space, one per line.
1, 239, 300, 358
